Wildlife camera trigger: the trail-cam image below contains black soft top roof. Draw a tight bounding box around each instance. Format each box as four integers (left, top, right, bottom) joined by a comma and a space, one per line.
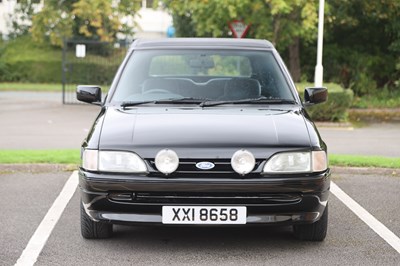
130, 38, 274, 50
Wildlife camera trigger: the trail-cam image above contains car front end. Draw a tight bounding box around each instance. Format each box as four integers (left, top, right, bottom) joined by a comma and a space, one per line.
77, 38, 330, 241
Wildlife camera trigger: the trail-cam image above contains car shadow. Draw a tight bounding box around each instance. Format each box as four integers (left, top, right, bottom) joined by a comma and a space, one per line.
108, 224, 322, 252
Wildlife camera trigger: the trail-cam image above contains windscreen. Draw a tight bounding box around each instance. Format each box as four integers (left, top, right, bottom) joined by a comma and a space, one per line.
111, 49, 295, 103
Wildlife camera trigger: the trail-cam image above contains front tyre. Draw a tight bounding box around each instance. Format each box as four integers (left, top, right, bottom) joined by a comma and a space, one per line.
80, 201, 113, 239
293, 205, 328, 241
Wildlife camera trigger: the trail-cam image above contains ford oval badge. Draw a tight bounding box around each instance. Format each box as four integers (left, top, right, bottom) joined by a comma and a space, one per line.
196, 161, 215, 170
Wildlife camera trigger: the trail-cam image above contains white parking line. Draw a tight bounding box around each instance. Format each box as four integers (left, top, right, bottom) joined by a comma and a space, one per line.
15, 171, 79, 266
331, 181, 400, 254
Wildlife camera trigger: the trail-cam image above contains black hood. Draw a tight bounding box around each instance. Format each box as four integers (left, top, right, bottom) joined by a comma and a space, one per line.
98, 107, 311, 159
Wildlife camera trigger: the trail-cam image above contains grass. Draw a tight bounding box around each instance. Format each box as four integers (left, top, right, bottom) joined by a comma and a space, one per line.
0, 150, 399, 170
1, 36, 61, 63
0, 149, 80, 164
329, 154, 400, 169
0, 83, 62, 92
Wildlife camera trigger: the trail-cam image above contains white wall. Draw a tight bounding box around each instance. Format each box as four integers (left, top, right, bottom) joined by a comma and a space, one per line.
0, 0, 44, 38
0, 0, 14, 37
134, 7, 173, 39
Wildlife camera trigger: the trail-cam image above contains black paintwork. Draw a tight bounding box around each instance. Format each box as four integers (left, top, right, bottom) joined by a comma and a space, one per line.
98, 107, 312, 158
78, 38, 330, 227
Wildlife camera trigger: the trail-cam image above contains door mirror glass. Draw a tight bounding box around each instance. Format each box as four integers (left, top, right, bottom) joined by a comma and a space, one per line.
304, 87, 327, 106
76, 85, 102, 105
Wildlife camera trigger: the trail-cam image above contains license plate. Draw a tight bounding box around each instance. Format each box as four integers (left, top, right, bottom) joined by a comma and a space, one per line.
162, 206, 247, 224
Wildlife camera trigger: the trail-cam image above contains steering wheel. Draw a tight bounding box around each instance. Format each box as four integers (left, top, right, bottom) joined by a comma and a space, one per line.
143, 89, 171, 94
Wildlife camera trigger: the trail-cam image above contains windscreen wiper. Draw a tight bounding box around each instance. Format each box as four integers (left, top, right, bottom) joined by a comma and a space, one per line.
199, 97, 297, 107
121, 97, 209, 108
120, 100, 158, 108
159, 97, 210, 103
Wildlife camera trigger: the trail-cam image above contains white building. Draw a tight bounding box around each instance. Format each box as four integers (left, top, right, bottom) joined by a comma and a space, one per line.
0, 0, 44, 39
134, 0, 173, 39
0, 0, 172, 40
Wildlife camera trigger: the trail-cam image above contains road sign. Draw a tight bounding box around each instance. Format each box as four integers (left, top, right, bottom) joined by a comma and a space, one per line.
228, 20, 250, 38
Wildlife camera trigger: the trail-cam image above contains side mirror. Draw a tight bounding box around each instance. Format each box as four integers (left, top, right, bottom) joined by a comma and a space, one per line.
304, 87, 327, 106
76, 85, 102, 105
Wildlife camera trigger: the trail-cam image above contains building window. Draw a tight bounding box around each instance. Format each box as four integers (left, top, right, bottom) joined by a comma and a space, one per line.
141, 0, 154, 8
16, 0, 41, 3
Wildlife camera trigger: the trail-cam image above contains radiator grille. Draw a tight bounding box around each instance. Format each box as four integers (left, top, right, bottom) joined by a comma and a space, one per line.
148, 159, 263, 178
109, 192, 302, 205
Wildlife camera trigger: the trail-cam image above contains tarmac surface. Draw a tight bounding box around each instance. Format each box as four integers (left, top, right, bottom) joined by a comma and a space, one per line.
0, 92, 98, 149
1, 167, 399, 266
0, 91, 399, 157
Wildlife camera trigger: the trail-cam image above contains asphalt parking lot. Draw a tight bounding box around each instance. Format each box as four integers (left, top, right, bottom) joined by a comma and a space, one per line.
1, 91, 399, 265
1, 169, 398, 266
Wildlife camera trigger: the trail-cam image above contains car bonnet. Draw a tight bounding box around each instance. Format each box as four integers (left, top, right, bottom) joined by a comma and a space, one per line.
98, 107, 312, 159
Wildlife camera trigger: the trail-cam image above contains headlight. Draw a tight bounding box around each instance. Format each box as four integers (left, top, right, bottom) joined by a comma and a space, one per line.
155, 149, 179, 175
82, 150, 147, 173
231, 149, 256, 175
263, 151, 327, 173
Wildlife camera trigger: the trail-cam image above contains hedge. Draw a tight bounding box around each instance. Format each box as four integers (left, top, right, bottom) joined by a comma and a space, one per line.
297, 83, 354, 122
0, 36, 123, 84
2, 60, 60, 83
1, 59, 122, 84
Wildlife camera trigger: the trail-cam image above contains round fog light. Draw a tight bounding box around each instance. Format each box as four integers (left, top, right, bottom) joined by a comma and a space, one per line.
155, 149, 179, 175
231, 149, 256, 175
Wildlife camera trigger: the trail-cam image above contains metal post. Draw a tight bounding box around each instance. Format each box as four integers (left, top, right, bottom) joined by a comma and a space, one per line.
314, 0, 325, 87
62, 39, 66, 104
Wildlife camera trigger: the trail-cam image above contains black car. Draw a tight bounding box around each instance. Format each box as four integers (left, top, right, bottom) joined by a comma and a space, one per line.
77, 38, 330, 241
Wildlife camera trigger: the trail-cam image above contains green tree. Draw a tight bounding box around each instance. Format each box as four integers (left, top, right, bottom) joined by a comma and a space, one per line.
163, 0, 319, 82
31, 0, 76, 46
321, 0, 400, 94
31, 0, 141, 47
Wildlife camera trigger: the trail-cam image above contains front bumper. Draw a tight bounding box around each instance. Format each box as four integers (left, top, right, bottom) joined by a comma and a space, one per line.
79, 169, 331, 226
